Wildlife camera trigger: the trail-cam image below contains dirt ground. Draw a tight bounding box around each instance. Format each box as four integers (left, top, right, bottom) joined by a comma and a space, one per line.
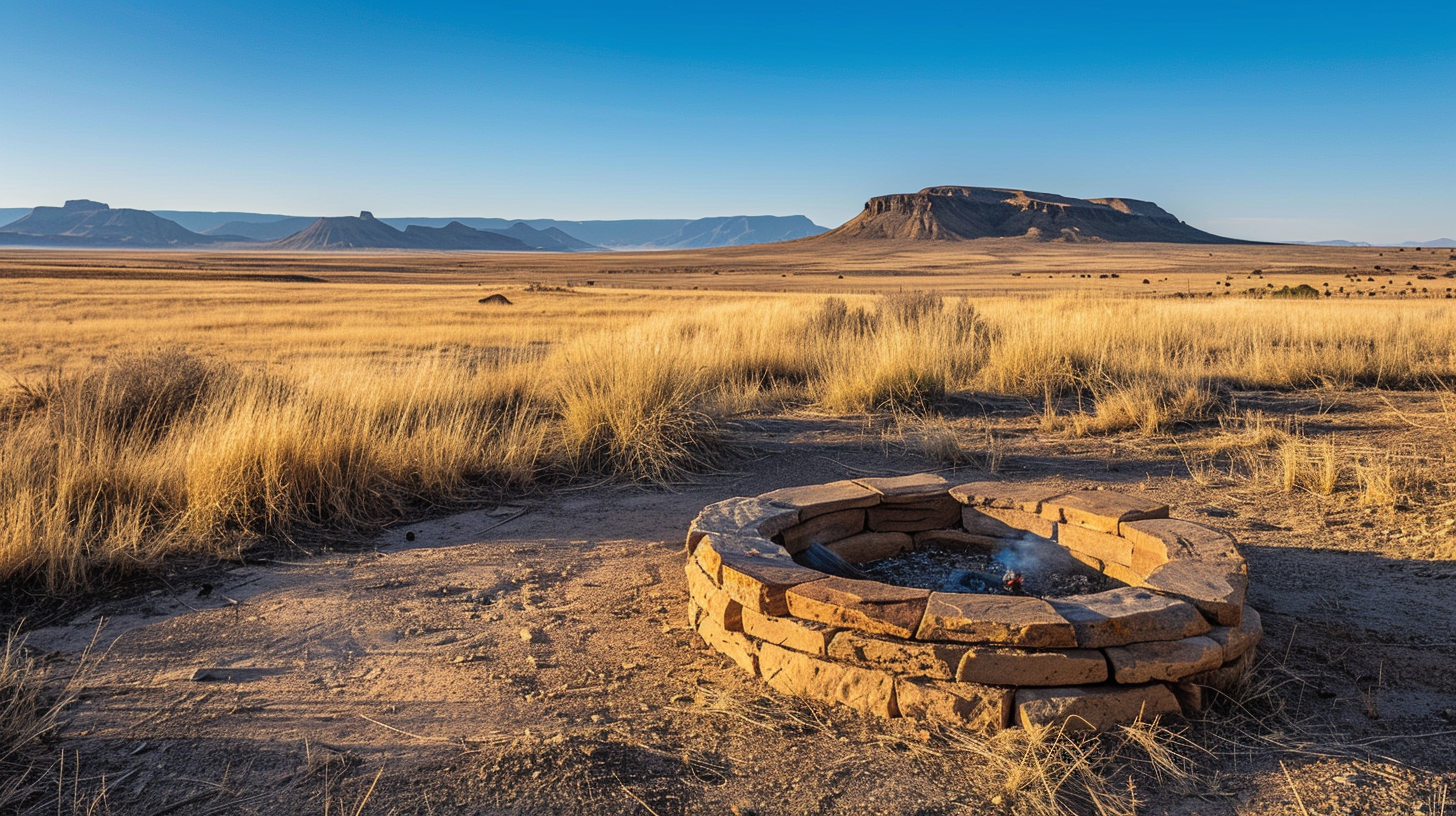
17, 388, 1456, 815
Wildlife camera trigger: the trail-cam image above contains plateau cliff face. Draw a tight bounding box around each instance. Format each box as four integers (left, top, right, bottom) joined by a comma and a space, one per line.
0, 200, 246, 246
820, 187, 1244, 244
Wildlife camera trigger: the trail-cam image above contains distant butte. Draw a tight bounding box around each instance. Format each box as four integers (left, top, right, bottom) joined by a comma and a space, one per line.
816, 186, 1248, 244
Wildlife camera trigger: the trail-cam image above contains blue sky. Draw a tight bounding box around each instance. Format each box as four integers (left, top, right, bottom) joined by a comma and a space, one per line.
2, 2, 1452, 242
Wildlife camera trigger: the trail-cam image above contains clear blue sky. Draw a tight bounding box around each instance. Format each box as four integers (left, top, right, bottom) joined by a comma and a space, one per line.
2, 2, 1452, 242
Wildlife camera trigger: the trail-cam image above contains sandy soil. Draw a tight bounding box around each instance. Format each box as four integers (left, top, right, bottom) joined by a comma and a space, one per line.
20, 391, 1456, 815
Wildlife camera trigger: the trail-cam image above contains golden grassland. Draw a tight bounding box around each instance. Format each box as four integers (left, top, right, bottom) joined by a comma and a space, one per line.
2, 245, 1456, 591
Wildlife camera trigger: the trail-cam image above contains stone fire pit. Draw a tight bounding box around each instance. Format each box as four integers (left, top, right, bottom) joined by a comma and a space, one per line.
683, 474, 1260, 732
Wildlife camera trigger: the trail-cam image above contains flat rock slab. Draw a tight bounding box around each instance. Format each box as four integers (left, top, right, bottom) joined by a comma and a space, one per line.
687, 496, 800, 553
694, 532, 798, 582
1143, 559, 1248, 626
912, 529, 1001, 551
741, 607, 840, 657
1121, 518, 1242, 564
787, 578, 930, 638
824, 531, 913, 563
1059, 523, 1135, 569
1105, 635, 1224, 683
950, 481, 1063, 514
896, 678, 1011, 731
916, 592, 1077, 648
867, 497, 961, 533
759, 643, 897, 718
1206, 606, 1262, 661
762, 480, 880, 519
697, 611, 760, 676
1051, 587, 1210, 648
780, 508, 867, 553
1042, 490, 1169, 534
956, 646, 1109, 686
1017, 683, 1181, 732
828, 631, 967, 680
685, 560, 743, 631
717, 550, 825, 616
854, 474, 951, 502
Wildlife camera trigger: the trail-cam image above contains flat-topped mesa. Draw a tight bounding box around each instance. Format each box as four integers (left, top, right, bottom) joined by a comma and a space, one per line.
818, 186, 1246, 244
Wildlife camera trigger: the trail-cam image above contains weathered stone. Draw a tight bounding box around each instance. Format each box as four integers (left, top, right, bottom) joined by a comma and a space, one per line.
1176, 648, 1255, 713
718, 551, 824, 616
1042, 490, 1169, 533
762, 480, 881, 519
824, 531, 913, 563
686, 496, 800, 553
1121, 518, 1243, 564
956, 646, 1109, 686
741, 607, 839, 656
913, 529, 1001, 551
866, 496, 961, 532
758, 643, 897, 717
780, 509, 867, 553
895, 678, 1011, 731
684, 560, 743, 631
1143, 561, 1249, 627
692, 532, 798, 583
916, 592, 1077, 648
950, 481, 1062, 514
854, 473, 951, 503
978, 504, 1059, 542
686, 599, 702, 630
1017, 683, 1181, 732
1058, 523, 1134, 568
1205, 606, 1261, 661
828, 631, 967, 680
1051, 588, 1211, 648
1100, 560, 1144, 587
1105, 635, 1224, 684
696, 610, 759, 676
786, 578, 930, 638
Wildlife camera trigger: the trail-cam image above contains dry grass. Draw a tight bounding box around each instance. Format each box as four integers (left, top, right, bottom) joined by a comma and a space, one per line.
4, 278, 1456, 591
0, 627, 96, 814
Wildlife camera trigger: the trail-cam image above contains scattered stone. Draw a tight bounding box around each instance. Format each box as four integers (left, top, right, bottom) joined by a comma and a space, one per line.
916, 592, 1077, 648
956, 647, 1108, 686
478, 293, 513, 305
786, 577, 930, 638
1017, 684, 1181, 732
1052, 588, 1210, 648
895, 677, 1011, 731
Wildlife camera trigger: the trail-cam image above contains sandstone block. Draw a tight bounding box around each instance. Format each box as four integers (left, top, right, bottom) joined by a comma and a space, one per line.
854, 473, 951, 502
718, 551, 824, 616
828, 631, 968, 680
950, 481, 1063, 514
895, 678, 1011, 731
686, 496, 800, 553
913, 529, 1001, 551
1105, 635, 1224, 684
1042, 490, 1169, 533
916, 592, 1077, 648
685, 560, 743, 631
762, 480, 880, 519
692, 532, 798, 583
956, 646, 1108, 686
1176, 648, 1255, 713
824, 531, 913, 563
1142, 561, 1248, 626
1050, 588, 1210, 648
1017, 683, 1181, 732
696, 610, 759, 676
758, 643, 897, 717
1205, 606, 1261, 661
786, 578, 930, 638
1120, 518, 1242, 565
965, 505, 1058, 540
741, 607, 839, 656
866, 496, 961, 532
1058, 523, 1134, 568
780, 508, 867, 553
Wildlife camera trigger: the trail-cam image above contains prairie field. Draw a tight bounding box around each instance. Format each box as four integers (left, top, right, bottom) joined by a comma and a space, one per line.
2, 244, 1455, 815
